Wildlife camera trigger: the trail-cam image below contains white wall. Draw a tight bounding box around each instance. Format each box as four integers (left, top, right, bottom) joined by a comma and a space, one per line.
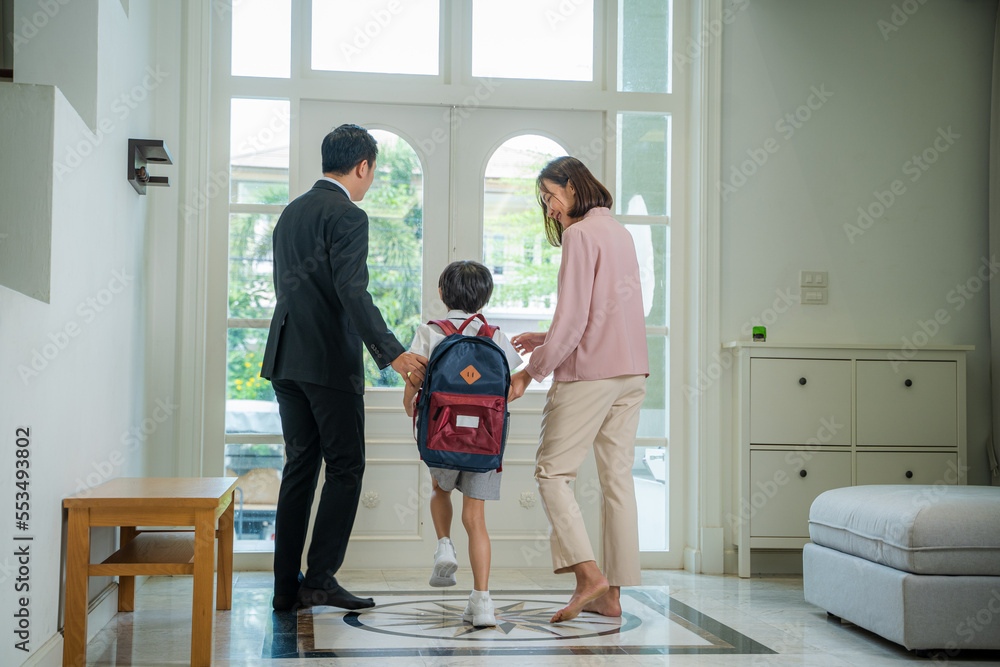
13, 0, 99, 129
718, 0, 998, 562
144, 0, 183, 478
0, 1, 175, 664
0, 83, 54, 303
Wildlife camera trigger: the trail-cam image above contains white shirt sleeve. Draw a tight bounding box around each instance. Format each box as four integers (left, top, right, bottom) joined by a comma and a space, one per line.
408, 324, 435, 359
493, 330, 524, 372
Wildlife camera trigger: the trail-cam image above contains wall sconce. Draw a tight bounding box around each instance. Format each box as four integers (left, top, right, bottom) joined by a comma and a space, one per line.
128, 138, 172, 195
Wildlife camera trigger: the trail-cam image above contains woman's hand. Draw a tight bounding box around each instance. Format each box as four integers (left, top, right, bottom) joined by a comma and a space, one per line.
511, 332, 546, 355
507, 369, 532, 402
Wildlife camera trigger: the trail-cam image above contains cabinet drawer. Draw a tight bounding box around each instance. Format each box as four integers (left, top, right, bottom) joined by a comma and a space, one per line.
856, 361, 957, 447
749, 359, 851, 445
749, 450, 852, 538
856, 452, 959, 486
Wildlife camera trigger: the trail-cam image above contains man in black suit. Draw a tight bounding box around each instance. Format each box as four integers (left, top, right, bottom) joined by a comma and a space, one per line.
261, 124, 426, 611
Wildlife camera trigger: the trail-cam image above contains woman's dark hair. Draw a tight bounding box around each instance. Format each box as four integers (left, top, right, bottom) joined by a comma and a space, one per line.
438, 261, 494, 313
536, 156, 613, 247
322, 124, 378, 175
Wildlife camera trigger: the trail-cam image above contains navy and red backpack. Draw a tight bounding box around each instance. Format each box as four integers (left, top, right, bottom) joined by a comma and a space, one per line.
413, 314, 511, 473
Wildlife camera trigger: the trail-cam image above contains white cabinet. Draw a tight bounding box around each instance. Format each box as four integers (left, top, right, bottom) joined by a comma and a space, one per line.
749, 450, 852, 538
749, 359, 852, 446
729, 344, 969, 578
856, 451, 959, 486
856, 360, 958, 447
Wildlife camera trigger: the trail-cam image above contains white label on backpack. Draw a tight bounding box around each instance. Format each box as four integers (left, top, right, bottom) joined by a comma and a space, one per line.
456, 415, 480, 429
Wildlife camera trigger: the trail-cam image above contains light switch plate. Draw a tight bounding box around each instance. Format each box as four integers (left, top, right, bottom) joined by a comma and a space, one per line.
800, 271, 828, 287
801, 288, 828, 304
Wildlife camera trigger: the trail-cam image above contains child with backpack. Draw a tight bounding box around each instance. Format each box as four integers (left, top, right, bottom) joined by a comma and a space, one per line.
403, 260, 522, 627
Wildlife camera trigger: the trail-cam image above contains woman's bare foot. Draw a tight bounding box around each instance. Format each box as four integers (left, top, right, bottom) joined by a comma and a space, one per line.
550, 574, 609, 623
581, 586, 622, 617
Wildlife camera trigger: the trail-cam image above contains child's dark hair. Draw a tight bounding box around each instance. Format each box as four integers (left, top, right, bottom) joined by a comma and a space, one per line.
438, 261, 494, 313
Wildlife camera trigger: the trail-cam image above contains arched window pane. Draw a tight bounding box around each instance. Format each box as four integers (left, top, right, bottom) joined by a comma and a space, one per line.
363, 130, 424, 388
472, 0, 593, 81
482, 134, 567, 358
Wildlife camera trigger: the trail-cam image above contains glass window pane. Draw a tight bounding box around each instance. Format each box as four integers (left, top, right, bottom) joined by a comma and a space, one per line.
638, 335, 667, 438
230, 99, 290, 204
225, 443, 283, 551
633, 446, 667, 551
473, 0, 593, 81
226, 328, 278, 434
625, 224, 669, 327
311, 0, 439, 75
229, 213, 277, 320
482, 134, 567, 385
232, 0, 291, 78
617, 113, 670, 216
364, 130, 424, 388
619, 0, 671, 93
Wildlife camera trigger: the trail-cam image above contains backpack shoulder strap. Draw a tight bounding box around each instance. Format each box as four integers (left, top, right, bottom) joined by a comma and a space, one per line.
457, 313, 495, 338
429, 319, 459, 336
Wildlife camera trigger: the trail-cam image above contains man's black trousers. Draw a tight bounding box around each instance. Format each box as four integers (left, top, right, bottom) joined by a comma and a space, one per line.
271, 378, 366, 595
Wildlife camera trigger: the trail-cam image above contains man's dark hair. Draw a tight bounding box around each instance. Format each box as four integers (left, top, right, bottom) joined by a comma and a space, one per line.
537, 156, 613, 247
438, 261, 494, 313
322, 124, 378, 175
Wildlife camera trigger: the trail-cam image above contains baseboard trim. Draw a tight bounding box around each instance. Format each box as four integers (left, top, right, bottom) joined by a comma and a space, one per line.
19, 631, 61, 667
723, 548, 738, 575
683, 546, 701, 573
235, 552, 274, 571
748, 550, 804, 575
700, 527, 724, 574
23, 582, 119, 667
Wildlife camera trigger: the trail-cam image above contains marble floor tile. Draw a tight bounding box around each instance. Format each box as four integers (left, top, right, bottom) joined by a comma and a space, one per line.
77, 570, 1000, 666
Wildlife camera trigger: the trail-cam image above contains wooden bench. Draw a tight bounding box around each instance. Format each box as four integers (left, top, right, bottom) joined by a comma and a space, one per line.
62, 477, 237, 667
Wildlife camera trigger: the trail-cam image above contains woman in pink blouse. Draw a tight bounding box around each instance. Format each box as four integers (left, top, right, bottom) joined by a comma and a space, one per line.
508, 156, 649, 623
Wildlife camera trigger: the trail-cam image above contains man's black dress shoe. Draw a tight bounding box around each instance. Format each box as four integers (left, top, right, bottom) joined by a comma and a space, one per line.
297, 585, 376, 610
272, 593, 298, 611
271, 572, 307, 611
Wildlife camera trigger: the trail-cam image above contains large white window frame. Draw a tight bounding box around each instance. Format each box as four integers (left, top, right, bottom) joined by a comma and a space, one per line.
195, 0, 694, 570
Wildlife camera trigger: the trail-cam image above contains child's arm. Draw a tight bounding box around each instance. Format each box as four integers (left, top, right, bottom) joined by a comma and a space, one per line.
403, 379, 420, 417
403, 323, 431, 417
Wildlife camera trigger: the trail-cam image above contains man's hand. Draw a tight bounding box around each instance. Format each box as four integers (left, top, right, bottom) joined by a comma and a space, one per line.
508, 369, 532, 402
391, 352, 427, 387
511, 332, 546, 355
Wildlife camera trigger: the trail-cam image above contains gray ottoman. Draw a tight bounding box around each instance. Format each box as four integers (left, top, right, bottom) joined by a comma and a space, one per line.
803, 485, 1000, 651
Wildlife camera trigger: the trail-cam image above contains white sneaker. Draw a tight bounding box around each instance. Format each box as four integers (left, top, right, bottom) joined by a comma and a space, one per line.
463, 590, 496, 627
429, 537, 458, 587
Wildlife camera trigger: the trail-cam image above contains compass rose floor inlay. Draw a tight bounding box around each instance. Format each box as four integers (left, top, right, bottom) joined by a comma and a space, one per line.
265, 589, 774, 659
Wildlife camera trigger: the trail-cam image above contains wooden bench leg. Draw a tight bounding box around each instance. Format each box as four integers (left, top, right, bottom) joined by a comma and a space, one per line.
63, 508, 90, 667
118, 527, 137, 612
217, 495, 234, 610
191, 508, 215, 667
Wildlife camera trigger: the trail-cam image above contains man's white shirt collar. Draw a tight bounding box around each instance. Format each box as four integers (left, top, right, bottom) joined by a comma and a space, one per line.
321, 176, 351, 199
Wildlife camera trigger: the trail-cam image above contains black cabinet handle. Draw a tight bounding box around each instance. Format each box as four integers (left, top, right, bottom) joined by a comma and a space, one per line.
905, 379, 912, 387
799, 377, 807, 385
905, 470, 913, 479
799, 469, 807, 478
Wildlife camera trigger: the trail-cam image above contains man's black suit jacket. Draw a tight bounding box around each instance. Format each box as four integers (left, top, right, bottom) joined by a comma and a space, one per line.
260, 179, 404, 394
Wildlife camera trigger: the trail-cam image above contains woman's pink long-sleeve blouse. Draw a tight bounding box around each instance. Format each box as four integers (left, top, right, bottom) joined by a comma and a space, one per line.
524, 207, 649, 383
